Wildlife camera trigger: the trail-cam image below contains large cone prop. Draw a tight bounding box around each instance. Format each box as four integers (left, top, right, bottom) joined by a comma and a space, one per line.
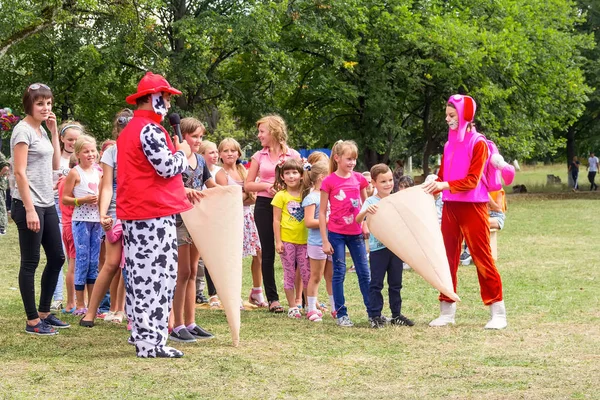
366, 186, 460, 302
181, 185, 243, 346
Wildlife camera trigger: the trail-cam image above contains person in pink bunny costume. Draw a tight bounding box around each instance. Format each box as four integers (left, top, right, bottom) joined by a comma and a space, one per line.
423, 94, 514, 330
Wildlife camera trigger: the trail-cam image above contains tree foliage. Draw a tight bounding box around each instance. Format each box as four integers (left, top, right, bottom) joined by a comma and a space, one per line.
0, 0, 593, 170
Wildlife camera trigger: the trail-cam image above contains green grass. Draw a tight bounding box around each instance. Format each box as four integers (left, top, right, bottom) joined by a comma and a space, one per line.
1, 193, 599, 399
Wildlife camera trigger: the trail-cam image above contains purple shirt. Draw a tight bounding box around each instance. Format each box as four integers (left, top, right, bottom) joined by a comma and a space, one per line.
321, 171, 368, 235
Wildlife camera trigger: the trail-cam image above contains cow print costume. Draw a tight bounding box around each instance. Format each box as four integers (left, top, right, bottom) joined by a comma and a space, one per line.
123, 123, 188, 358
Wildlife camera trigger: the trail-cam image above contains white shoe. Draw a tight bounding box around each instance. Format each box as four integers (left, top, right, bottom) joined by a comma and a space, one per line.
103, 311, 116, 322
429, 301, 456, 327
484, 301, 507, 329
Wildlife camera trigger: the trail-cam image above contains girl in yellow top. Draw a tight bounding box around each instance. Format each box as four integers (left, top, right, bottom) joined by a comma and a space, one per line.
271, 158, 309, 318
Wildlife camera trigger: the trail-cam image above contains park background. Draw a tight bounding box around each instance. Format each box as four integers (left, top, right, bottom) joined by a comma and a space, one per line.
1, 1, 599, 399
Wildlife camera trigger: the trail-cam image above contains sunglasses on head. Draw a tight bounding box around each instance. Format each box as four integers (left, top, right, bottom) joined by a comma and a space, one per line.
28, 83, 51, 91
117, 116, 133, 126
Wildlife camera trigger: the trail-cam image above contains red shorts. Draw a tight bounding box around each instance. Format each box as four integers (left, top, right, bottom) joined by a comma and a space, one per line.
62, 223, 76, 259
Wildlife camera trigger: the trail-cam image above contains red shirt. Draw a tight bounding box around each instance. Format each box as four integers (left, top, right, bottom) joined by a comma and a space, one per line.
116, 109, 191, 220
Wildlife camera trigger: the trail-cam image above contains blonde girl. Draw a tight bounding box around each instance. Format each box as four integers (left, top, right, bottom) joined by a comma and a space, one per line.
245, 115, 301, 313
199, 140, 221, 180
271, 158, 310, 318
51, 121, 83, 311
169, 117, 215, 342
62, 135, 102, 315
80, 109, 132, 327
319, 140, 370, 327
216, 138, 266, 307
302, 161, 334, 322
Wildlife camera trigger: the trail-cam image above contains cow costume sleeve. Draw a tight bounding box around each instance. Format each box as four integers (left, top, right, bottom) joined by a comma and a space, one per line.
140, 124, 188, 178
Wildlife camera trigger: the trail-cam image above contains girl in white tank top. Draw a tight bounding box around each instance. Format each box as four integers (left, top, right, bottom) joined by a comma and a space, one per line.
61, 135, 103, 314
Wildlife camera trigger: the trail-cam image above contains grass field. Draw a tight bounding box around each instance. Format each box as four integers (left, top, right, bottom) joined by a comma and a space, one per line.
0, 186, 599, 399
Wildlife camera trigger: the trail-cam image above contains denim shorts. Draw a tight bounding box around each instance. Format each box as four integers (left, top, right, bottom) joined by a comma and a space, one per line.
176, 219, 193, 246
489, 211, 505, 230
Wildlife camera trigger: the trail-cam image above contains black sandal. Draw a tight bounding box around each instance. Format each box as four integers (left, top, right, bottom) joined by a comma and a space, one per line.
268, 301, 284, 313
79, 318, 94, 328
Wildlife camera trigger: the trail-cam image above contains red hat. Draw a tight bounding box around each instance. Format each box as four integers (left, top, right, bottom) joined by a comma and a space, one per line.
125, 72, 182, 105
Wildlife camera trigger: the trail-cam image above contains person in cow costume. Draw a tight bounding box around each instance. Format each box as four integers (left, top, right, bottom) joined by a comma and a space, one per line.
423, 94, 514, 330
117, 72, 206, 357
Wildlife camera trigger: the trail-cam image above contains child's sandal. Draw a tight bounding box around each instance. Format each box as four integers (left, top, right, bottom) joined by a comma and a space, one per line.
268, 301, 284, 313
287, 307, 302, 319
248, 289, 268, 308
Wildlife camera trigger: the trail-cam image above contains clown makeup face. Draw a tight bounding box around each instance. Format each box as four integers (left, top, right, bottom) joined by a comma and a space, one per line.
446, 106, 459, 130
151, 92, 171, 117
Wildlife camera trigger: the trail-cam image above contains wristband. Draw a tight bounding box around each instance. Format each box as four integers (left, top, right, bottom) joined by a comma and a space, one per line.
74, 198, 79, 207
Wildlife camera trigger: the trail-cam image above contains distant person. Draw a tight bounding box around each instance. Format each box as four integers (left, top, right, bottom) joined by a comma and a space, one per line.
362, 171, 375, 197
0, 151, 8, 235
569, 156, 580, 191
587, 152, 598, 191
392, 160, 404, 193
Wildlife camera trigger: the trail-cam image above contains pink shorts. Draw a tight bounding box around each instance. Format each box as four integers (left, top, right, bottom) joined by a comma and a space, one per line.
307, 244, 332, 261
105, 219, 125, 269
105, 219, 123, 244
62, 223, 76, 259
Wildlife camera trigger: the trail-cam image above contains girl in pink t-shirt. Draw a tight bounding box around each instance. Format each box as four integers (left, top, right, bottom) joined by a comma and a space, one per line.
319, 140, 370, 327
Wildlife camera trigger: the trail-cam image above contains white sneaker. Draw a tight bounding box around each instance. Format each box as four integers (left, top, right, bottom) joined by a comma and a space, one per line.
429, 301, 456, 327
484, 301, 507, 330
336, 315, 354, 327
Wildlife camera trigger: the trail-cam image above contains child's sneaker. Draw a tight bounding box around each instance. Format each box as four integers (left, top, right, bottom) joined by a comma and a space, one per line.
25, 320, 58, 336
42, 313, 70, 329
460, 251, 472, 266
188, 325, 214, 339
336, 315, 354, 327
169, 328, 197, 343
50, 300, 63, 311
287, 307, 302, 319
390, 315, 415, 327
369, 316, 387, 329
307, 310, 323, 322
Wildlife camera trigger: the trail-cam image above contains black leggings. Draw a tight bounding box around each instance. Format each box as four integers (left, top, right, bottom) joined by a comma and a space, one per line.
254, 196, 279, 303
12, 199, 65, 320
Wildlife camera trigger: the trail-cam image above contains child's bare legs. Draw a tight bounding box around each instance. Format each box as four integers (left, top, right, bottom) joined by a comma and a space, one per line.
109, 272, 122, 313
76, 290, 86, 309
184, 244, 200, 326
307, 258, 326, 299
82, 240, 122, 322
65, 257, 76, 310
173, 243, 192, 329
251, 250, 263, 288
294, 267, 303, 306
115, 273, 125, 313
324, 259, 333, 297
86, 283, 95, 306
489, 217, 500, 230
285, 288, 297, 309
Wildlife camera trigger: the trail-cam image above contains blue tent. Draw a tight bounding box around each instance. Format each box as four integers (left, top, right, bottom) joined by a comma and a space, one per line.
298, 148, 332, 158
